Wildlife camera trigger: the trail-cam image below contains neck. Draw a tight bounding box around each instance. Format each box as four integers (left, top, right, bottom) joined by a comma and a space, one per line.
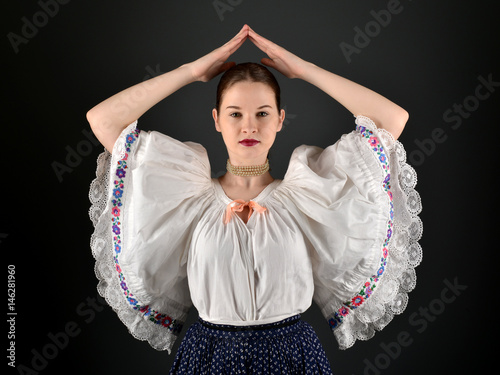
219, 171, 274, 189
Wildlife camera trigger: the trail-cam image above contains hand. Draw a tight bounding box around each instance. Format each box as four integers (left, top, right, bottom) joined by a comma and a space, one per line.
247, 26, 310, 79
188, 25, 249, 82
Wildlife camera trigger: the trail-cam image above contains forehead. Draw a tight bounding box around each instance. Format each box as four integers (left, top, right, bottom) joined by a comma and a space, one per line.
221, 81, 275, 107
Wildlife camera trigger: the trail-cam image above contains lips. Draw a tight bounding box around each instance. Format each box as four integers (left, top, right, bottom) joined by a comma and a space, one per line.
239, 139, 260, 146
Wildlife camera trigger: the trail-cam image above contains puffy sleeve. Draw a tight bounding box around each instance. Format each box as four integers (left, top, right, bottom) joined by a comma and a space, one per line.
277, 115, 423, 350
88, 120, 212, 354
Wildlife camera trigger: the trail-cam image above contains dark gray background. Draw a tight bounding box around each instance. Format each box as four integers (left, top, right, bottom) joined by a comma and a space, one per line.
3, 0, 497, 374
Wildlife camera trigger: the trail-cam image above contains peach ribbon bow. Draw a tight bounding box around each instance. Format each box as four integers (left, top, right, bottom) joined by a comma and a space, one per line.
224, 199, 267, 224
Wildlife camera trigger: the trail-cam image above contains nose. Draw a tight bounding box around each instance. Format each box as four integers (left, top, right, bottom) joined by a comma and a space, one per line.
241, 116, 258, 134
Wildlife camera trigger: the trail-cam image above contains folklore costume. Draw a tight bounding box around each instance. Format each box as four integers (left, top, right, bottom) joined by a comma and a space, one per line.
88, 115, 422, 373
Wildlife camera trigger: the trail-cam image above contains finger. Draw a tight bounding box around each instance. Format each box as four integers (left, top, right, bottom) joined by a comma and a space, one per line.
230, 30, 248, 48
260, 57, 273, 66
227, 24, 249, 45
260, 57, 276, 69
248, 34, 274, 57
213, 61, 235, 77
238, 24, 249, 35
227, 32, 247, 54
248, 36, 267, 56
248, 27, 272, 49
247, 26, 262, 42
223, 28, 248, 55
224, 33, 244, 49
221, 61, 236, 71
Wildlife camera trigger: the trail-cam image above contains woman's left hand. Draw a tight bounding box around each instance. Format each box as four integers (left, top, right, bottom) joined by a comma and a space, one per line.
247, 26, 310, 80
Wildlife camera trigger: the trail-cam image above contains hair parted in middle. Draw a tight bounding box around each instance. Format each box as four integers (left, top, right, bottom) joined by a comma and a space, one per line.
215, 62, 281, 113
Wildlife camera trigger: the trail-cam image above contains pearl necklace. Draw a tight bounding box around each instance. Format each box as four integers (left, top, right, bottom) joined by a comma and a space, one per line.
226, 158, 270, 176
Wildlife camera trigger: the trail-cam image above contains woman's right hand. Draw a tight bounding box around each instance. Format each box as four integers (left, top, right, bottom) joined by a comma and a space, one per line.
188, 24, 249, 82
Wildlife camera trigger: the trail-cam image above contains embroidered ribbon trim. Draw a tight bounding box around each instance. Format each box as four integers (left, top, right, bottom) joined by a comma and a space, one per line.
224, 199, 267, 224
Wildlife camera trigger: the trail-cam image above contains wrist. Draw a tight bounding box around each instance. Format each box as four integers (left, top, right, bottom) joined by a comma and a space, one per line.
298, 61, 321, 82
178, 62, 199, 84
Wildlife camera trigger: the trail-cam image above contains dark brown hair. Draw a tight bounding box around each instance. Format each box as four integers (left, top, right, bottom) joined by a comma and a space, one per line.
215, 62, 281, 113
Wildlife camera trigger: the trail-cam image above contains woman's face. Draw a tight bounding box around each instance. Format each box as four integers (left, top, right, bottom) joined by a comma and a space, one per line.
212, 81, 285, 166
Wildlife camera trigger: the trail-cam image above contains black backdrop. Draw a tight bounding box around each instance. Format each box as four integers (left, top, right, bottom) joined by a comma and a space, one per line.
3, 0, 497, 374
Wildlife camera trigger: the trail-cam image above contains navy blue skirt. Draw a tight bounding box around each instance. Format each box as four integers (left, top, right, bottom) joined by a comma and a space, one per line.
169, 314, 333, 374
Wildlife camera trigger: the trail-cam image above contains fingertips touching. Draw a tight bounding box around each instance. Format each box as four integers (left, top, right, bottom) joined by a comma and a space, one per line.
236, 24, 249, 37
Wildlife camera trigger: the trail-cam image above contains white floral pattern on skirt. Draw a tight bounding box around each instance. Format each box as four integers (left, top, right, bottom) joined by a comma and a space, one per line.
169, 314, 333, 374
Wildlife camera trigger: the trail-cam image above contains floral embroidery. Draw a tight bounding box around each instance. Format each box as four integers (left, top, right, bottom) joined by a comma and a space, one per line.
369, 136, 379, 148
328, 123, 394, 331
110, 128, 184, 335
339, 306, 349, 316
351, 296, 364, 307
377, 266, 385, 276
116, 168, 126, 179
113, 187, 123, 198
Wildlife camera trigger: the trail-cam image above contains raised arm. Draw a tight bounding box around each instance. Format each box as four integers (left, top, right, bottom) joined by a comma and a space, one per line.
86, 25, 250, 153
247, 26, 408, 140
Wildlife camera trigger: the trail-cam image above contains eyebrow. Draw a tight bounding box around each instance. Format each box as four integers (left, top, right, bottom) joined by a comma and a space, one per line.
225, 105, 273, 110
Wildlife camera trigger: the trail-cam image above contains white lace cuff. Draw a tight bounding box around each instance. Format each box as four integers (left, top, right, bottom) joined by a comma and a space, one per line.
88, 122, 188, 354
326, 116, 423, 350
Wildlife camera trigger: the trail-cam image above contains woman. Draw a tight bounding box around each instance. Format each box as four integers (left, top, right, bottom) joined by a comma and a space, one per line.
87, 25, 422, 374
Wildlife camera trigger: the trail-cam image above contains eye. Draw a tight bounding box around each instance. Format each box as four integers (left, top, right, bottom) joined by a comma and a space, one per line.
230, 112, 241, 118
258, 112, 269, 117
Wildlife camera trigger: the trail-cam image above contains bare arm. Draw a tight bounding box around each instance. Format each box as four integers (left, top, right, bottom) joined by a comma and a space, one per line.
248, 26, 408, 140
86, 25, 249, 153
299, 63, 408, 139
86, 65, 195, 153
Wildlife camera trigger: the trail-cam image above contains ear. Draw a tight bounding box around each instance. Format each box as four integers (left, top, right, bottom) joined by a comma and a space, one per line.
277, 108, 285, 132
212, 108, 221, 132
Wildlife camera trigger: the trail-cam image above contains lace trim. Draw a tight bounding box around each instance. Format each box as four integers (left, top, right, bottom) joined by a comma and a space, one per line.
326, 116, 423, 350
88, 122, 187, 353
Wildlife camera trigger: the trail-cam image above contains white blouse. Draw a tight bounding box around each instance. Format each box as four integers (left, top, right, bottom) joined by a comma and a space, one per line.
89, 115, 422, 355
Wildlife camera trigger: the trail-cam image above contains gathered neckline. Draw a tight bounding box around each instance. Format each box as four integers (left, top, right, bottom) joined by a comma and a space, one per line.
213, 178, 282, 205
